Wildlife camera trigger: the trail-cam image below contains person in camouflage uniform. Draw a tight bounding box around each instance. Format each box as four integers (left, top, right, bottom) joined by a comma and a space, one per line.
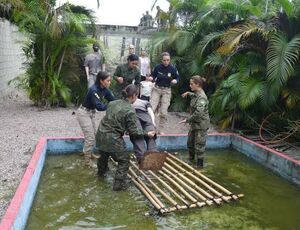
96, 85, 155, 191
114, 54, 141, 98
180, 75, 210, 168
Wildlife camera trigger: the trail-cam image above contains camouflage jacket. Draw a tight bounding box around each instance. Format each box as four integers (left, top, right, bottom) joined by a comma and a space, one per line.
96, 99, 145, 152
113, 63, 141, 98
186, 90, 210, 130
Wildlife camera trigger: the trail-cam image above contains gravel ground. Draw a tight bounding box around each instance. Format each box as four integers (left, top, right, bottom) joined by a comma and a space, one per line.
0, 92, 190, 220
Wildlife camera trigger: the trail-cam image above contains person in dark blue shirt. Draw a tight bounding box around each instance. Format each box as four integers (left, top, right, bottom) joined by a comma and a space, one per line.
150, 52, 180, 134
77, 71, 115, 167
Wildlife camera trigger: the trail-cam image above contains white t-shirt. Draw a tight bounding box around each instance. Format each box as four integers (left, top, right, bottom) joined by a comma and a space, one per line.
139, 56, 150, 77
140, 81, 154, 97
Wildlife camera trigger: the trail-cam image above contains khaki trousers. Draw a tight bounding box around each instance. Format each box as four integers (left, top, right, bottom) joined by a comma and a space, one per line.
150, 86, 171, 131
76, 107, 96, 155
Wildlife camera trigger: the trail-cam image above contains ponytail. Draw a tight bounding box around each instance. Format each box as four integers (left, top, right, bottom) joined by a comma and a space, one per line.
121, 84, 138, 99
191, 75, 206, 87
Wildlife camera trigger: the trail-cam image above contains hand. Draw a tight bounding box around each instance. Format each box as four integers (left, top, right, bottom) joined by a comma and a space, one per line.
146, 76, 153, 81
117, 77, 124, 84
179, 119, 187, 124
181, 92, 188, 98
171, 79, 177, 85
147, 131, 156, 138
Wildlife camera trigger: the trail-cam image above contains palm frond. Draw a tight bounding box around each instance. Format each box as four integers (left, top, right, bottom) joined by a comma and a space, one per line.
220, 23, 269, 55
198, 31, 223, 57
238, 77, 265, 109
204, 52, 225, 67
277, 0, 293, 18
282, 76, 300, 109
169, 30, 194, 55
267, 33, 300, 86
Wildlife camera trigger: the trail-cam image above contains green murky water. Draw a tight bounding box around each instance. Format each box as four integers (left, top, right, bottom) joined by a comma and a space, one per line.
26, 149, 300, 230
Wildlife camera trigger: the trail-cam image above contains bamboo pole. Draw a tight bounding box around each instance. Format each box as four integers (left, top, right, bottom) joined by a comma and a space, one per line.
130, 161, 184, 210
127, 174, 166, 214
110, 157, 166, 213
167, 153, 233, 195
166, 157, 232, 202
161, 167, 214, 206
129, 168, 166, 209
147, 170, 192, 207
158, 170, 206, 208
163, 162, 222, 205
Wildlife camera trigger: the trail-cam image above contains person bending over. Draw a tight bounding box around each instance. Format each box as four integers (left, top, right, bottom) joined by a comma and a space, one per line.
96, 85, 155, 191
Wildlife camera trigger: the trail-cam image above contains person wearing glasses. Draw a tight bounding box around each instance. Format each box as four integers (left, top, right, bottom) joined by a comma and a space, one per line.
113, 54, 141, 99
150, 52, 180, 134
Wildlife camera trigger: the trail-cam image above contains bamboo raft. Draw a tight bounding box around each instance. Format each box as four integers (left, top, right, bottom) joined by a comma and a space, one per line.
125, 152, 244, 214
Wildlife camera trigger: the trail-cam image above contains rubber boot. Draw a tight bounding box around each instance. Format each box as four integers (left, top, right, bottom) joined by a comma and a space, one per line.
196, 158, 204, 168
84, 152, 93, 168
189, 152, 195, 164
97, 165, 109, 178
113, 179, 124, 191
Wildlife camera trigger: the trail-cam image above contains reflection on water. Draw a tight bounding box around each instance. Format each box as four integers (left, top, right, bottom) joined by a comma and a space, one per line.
26, 149, 300, 230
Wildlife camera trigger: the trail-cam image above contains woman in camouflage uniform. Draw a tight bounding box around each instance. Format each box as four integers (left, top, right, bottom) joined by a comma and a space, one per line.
113, 54, 141, 99
96, 85, 155, 191
180, 75, 210, 168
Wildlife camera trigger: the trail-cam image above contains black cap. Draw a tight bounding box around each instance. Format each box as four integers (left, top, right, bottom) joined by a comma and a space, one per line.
92, 43, 99, 49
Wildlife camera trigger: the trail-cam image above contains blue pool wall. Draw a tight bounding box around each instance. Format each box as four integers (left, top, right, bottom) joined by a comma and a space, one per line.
1, 133, 299, 230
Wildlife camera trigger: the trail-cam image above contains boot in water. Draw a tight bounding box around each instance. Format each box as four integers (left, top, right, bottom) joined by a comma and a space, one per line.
196, 158, 204, 168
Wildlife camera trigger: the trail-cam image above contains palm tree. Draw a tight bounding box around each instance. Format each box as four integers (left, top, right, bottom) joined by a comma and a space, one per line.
10, 0, 97, 106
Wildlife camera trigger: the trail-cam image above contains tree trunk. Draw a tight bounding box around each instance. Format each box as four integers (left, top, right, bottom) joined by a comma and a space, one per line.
57, 46, 66, 77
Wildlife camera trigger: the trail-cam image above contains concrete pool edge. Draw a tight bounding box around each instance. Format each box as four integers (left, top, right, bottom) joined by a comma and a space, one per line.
1, 133, 299, 229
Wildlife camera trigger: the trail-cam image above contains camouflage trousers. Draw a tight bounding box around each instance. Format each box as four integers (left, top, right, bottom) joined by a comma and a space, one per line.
187, 129, 208, 160
76, 106, 96, 156
130, 110, 157, 160
150, 86, 171, 132
97, 150, 130, 181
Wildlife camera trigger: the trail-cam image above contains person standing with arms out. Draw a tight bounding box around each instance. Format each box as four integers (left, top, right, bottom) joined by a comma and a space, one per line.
84, 43, 105, 88
96, 85, 155, 191
139, 48, 153, 101
77, 71, 115, 167
150, 52, 180, 134
180, 75, 210, 168
113, 54, 141, 99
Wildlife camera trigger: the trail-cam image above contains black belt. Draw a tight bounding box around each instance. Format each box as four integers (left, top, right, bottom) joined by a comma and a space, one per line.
79, 105, 95, 112
155, 85, 170, 89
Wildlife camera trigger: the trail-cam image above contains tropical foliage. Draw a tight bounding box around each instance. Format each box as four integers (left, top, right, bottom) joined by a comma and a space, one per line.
2, 0, 97, 106
150, 0, 300, 138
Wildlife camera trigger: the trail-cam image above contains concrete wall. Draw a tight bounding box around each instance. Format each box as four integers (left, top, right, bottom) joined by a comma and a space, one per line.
2, 134, 300, 229
0, 19, 26, 100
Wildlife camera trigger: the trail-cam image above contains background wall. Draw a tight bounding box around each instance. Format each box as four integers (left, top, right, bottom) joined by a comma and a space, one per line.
0, 19, 26, 100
